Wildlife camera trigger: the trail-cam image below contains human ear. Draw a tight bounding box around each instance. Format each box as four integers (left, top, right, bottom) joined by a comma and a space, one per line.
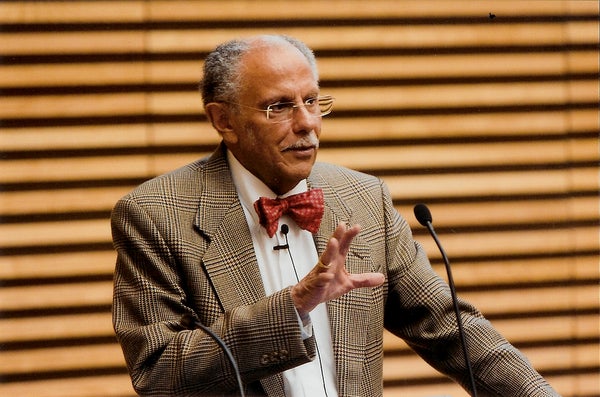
204, 102, 238, 144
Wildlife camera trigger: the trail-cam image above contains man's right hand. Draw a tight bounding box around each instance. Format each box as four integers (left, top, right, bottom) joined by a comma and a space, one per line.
290, 222, 385, 319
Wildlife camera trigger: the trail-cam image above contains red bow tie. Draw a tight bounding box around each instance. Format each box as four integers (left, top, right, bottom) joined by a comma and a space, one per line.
254, 189, 324, 237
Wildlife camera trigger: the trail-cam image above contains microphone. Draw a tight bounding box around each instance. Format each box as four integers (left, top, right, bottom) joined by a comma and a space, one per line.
273, 224, 290, 250
181, 314, 245, 397
413, 203, 478, 397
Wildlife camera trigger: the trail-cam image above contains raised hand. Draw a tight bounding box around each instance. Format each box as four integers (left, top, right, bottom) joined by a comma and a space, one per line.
290, 222, 385, 319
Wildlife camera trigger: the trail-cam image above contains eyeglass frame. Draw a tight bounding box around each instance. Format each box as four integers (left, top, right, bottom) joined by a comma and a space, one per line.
221, 95, 335, 123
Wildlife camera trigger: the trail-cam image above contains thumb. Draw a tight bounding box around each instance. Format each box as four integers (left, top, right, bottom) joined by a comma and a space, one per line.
349, 272, 385, 288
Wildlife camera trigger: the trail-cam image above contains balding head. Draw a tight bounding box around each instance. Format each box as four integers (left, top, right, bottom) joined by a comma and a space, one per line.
200, 35, 318, 106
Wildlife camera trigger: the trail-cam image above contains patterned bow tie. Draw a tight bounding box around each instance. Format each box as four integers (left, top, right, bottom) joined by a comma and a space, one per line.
254, 188, 324, 237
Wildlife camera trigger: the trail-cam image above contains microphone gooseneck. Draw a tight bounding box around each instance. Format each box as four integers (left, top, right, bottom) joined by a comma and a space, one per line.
277, 223, 330, 397
413, 203, 478, 397
181, 314, 245, 397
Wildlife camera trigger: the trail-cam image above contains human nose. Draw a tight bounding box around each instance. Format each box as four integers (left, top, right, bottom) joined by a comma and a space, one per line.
290, 103, 320, 131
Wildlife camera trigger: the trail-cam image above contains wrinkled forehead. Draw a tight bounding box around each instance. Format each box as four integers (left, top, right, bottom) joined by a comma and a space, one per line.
237, 42, 318, 96
240, 36, 317, 78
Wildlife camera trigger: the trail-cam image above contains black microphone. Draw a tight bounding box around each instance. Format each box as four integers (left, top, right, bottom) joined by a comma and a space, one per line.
273, 224, 290, 250
181, 314, 245, 397
413, 203, 478, 397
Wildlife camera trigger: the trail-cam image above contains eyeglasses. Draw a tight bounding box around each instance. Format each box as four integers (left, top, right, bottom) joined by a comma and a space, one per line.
226, 95, 335, 123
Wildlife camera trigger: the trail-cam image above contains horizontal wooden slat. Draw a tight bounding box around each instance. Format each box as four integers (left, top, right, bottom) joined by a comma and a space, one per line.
0, 1, 145, 24
0, 312, 114, 343
329, 81, 597, 111
384, 314, 600, 352
0, 124, 218, 152
0, 125, 153, 151
2, 21, 597, 57
2, 51, 598, 88
0, 156, 153, 183
0, 93, 148, 119
3, 187, 596, 225
146, 23, 597, 53
384, 383, 472, 397
0, 281, 113, 312
398, 196, 598, 228
429, 256, 599, 288
319, 139, 597, 170
0, 251, 116, 280
5, 109, 598, 153
1, 273, 595, 317
1, 247, 596, 291
382, 343, 599, 382
461, 285, 598, 316
0, 62, 149, 88
0, 219, 111, 248
5, 303, 599, 346
0, 375, 135, 397
3, 342, 595, 383
2, 0, 597, 25
0, 31, 146, 56
417, 226, 598, 260
317, 110, 599, 142
3, 79, 596, 120
384, 373, 600, 397
0, 157, 597, 191
4, 217, 595, 255
3, 140, 596, 184
320, 51, 599, 80
0, 344, 125, 374
146, 0, 598, 21
528, 375, 600, 397
385, 167, 598, 199
0, 187, 131, 216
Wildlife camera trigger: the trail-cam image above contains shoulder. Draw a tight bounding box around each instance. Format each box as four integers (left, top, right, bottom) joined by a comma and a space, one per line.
310, 162, 383, 192
123, 157, 210, 201
309, 162, 390, 218
121, 146, 231, 202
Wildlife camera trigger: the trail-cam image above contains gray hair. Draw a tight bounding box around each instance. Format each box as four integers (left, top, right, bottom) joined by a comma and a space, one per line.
200, 35, 319, 106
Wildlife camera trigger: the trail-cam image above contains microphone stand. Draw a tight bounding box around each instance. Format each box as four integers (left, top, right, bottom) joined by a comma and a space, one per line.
414, 204, 478, 397
181, 315, 246, 397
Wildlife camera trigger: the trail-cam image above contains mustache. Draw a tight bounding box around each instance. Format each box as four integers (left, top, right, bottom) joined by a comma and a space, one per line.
283, 133, 320, 151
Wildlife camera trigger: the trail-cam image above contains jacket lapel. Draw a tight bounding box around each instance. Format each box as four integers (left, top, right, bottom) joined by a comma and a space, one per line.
310, 172, 373, 396
193, 146, 265, 310
193, 146, 285, 395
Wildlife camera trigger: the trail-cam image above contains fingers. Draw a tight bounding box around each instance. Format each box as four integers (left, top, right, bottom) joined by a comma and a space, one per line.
320, 222, 361, 267
316, 259, 331, 270
321, 222, 384, 289
348, 272, 385, 288
337, 224, 360, 255
291, 222, 384, 316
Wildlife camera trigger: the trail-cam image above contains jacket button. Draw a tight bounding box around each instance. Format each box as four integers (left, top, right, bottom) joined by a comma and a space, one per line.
260, 354, 271, 365
279, 349, 289, 360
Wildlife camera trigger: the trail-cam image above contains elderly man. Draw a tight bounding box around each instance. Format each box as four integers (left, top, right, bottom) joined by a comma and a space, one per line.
111, 34, 558, 396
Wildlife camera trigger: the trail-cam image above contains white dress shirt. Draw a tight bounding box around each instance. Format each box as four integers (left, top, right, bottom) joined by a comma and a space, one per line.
228, 150, 338, 397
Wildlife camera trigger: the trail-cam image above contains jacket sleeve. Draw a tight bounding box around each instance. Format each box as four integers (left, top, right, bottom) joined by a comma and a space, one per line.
111, 196, 315, 396
379, 181, 560, 397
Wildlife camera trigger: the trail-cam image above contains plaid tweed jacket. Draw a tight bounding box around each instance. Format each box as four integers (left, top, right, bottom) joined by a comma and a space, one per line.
112, 144, 558, 397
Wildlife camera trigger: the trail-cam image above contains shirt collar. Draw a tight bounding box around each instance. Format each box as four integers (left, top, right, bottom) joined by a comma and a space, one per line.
227, 149, 308, 224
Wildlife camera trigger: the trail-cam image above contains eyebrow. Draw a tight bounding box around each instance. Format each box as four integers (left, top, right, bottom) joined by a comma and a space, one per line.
263, 92, 320, 107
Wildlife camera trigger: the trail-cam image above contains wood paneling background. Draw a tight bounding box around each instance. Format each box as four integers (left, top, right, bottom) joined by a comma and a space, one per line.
0, 1, 598, 396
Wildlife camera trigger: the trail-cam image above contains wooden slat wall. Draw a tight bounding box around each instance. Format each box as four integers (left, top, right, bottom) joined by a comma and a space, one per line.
1, 1, 598, 396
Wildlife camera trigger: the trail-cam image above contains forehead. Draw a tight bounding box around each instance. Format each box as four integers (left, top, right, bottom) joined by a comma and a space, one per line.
237, 41, 318, 101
